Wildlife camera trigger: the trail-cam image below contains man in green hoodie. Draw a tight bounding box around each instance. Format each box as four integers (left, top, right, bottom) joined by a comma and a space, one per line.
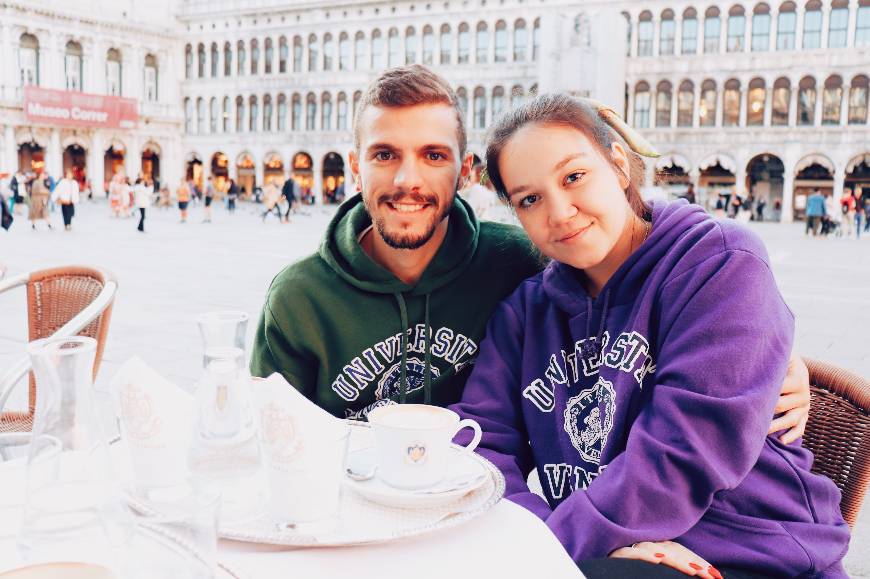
251, 65, 810, 438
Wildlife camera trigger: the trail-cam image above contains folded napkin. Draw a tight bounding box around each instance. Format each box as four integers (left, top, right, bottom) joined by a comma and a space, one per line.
110, 356, 194, 488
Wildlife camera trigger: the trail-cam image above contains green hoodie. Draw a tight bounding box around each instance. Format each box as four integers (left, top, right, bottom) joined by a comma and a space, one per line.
250, 194, 543, 418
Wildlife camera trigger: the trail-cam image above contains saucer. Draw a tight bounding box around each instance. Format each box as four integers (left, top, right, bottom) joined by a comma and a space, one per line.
343, 446, 488, 509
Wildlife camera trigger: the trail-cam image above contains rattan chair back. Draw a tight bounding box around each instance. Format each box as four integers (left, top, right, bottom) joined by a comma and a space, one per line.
803, 357, 870, 528
0, 266, 116, 433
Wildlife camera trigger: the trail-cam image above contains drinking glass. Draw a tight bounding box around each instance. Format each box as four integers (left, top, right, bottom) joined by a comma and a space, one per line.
196, 311, 249, 369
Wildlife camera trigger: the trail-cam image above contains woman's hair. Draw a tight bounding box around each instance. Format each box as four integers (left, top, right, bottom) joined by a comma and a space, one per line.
485, 93, 650, 219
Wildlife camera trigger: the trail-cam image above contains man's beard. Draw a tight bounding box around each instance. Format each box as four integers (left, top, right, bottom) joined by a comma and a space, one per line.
364, 188, 456, 250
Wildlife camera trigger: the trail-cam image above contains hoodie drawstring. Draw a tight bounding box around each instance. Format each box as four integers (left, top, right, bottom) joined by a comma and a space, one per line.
393, 291, 434, 405
580, 290, 611, 359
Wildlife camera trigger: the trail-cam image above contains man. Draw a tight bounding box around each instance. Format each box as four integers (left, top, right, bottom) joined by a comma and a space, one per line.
805, 188, 826, 237
251, 65, 810, 439
281, 176, 298, 223
203, 176, 215, 223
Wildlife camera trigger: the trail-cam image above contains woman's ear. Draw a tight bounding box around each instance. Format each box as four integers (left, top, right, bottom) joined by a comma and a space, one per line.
610, 142, 631, 190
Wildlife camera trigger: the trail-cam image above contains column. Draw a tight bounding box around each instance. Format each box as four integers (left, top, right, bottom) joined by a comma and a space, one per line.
763, 86, 773, 126
4, 126, 16, 173
48, 129, 61, 178
739, 88, 748, 126
627, 89, 635, 126
847, 0, 858, 47
814, 83, 823, 126
716, 83, 725, 126
781, 168, 794, 222
789, 82, 799, 126
489, 20, 496, 64
44, 33, 60, 90
795, 6, 805, 48
90, 131, 105, 197
652, 18, 660, 57
840, 83, 850, 125
630, 13, 638, 57
0, 25, 12, 100
719, 19, 728, 53
693, 82, 702, 127
769, 10, 779, 52
126, 135, 141, 179
820, 5, 830, 47
671, 85, 678, 127
743, 14, 751, 53
833, 164, 845, 203
736, 163, 747, 196
125, 47, 141, 100
675, 18, 683, 54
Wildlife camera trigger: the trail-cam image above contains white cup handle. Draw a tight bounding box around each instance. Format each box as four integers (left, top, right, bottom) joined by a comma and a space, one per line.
453, 418, 482, 454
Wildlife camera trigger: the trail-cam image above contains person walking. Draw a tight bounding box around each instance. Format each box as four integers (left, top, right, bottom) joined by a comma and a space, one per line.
805, 189, 825, 236
29, 171, 52, 230
281, 176, 298, 223
55, 169, 80, 231
840, 189, 857, 237
203, 176, 215, 223
855, 195, 865, 240
134, 177, 151, 232
176, 179, 191, 223
226, 178, 238, 213
260, 181, 282, 222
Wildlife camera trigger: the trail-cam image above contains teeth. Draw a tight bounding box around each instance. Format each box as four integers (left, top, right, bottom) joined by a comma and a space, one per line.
390, 203, 426, 213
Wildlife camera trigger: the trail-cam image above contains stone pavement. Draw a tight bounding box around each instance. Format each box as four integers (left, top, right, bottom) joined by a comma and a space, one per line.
0, 199, 867, 574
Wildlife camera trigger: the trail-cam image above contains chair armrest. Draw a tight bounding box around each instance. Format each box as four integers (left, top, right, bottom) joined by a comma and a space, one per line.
0, 273, 28, 294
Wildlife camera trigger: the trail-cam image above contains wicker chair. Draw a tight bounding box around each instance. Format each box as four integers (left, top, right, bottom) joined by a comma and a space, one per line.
802, 357, 870, 528
0, 266, 118, 433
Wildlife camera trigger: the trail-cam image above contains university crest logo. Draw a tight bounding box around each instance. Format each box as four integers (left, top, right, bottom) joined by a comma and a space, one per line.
563, 377, 616, 464
375, 357, 441, 400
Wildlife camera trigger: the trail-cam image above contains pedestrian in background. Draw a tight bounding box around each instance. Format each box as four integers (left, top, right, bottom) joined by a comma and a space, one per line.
29, 172, 52, 230
805, 188, 825, 237
855, 194, 865, 240
203, 176, 215, 223
281, 176, 298, 223
261, 180, 282, 222
226, 178, 238, 213
840, 189, 857, 238
55, 169, 80, 231
177, 179, 191, 223
134, 177, 151, 233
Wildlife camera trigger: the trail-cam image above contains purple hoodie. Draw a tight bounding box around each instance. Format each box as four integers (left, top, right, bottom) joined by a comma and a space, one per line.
452, 201, 849, 577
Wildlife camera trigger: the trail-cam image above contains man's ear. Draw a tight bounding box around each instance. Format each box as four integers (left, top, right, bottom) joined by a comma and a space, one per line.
459, 152, 475, 189
348, 149, 361, 192
610, 142, 631, 190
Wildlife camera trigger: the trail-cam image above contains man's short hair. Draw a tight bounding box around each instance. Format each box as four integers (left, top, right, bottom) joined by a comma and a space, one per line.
352, 64, 467, 157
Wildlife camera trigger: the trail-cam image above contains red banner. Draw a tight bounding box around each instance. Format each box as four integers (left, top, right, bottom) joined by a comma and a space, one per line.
24, 86, 138, 130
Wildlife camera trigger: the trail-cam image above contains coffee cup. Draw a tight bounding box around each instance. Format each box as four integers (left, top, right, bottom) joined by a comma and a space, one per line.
367, 404, 482, 490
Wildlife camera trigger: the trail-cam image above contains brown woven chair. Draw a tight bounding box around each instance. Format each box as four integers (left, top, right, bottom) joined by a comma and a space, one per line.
0, 266, 118, 433
802, 357, 870, 528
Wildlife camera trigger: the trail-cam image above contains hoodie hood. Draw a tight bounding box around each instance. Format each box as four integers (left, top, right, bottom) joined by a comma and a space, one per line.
319, 193, 480, 296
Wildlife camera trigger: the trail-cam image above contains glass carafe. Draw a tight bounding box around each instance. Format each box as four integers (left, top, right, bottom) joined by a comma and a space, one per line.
196, 311, 249, 370
19, 337, 129, 572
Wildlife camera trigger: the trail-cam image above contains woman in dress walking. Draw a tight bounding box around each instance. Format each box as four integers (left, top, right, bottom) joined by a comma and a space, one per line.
29, 171, 52, 230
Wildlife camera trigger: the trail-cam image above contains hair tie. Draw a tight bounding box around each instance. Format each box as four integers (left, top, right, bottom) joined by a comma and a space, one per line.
580, 97, 661, 159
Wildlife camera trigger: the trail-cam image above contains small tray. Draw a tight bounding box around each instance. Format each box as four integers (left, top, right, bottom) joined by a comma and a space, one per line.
218, 421, 505, 547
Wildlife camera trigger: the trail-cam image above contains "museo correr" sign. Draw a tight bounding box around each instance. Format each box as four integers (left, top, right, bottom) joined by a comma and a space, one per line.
23, 86, 138, 130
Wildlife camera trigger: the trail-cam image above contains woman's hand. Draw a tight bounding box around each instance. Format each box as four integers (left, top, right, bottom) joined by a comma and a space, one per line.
769, 352, 811, 444
610, 540, 722, 579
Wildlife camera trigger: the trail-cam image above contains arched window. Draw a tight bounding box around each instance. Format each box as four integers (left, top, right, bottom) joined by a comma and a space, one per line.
700, 79, 717, 126
209, 97, 218, 133
456, 87, 469, 120
492, 86, 505, 120
292, 93, 302, 130
339, 33, 350, 70
682, 8, 698, 53
197, 43, 205, 77
828, 0, 849, 48
510, 85, 525, 108
249, 95, 258, 131
65, 41, 83, 91
355, 32, 367, 70
387, 28, 400, 67
337, 92, 348, 130
224, 42, 232, 76
772, 77, 791, 125
405, 27, 417, 64
704, 7, 721, 52
747, 78, 766, 125
476, 22, 489, 63
723, 78, 741, 126
634, 81, 651, 128
777, 2, 797, 49
638, 11, 654, 55
440, 25, 453, 64
308, 34, 319, 72
237, 40, 246, 75
514, 20, 527, 61
184, 44, 192, 79
849, 75, 869, 124
250, 39, 260, 75
321, 93, 333, 131
422, 26, 435, 64
144, 54, 158, 102
798, 76, 816, 125
533, 18, 541, 60
473, 87, 486, 129
727, 6, 746, 52
660, 10, 676, 55
184, 97, 192, 133
822, 75, 843, 124
371, 29, 384, 69
196, 97, 205, 134
306, 93, 317, 130
495, 21, 508, 62
264, 38, 273, 74
293, 36, 303, 72
752, 4, 771, 51
222, 96, 230, 132
858, 0, 870, 46
323, 33, 334, 71
277, 94, 287, 131
235, 96, 244, 132
458, 23, 471, 63
279, 36, 288, 73
211, 43, 219, 77
106, 48, 122, 96
803, 0, 823, 48
263, 94, 273, 131
677, 80, 694, 126
656, 81, 673, 127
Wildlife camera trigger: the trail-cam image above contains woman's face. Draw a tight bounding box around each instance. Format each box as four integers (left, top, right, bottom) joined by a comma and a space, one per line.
499, 123, 636, 276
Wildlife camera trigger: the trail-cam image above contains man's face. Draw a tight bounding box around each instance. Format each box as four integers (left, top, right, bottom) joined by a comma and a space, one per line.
350, 103, 471, 250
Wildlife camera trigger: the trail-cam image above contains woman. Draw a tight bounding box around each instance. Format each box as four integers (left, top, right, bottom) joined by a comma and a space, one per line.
55, 169, 80, 231
133, 177, 151, 233
176, 180, 191, 223
29, 172, 52, 230
452, 95, 849, 578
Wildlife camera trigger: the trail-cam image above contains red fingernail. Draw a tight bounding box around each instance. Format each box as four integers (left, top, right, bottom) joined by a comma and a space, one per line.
689, 563, 703, 571
654, 553, 665, 558
709, 567, 723, 579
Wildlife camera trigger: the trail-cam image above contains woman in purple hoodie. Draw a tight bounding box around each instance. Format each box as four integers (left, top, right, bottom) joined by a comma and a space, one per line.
451, 94, 850, 578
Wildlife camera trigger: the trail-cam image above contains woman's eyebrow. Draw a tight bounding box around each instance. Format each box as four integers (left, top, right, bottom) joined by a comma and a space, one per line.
553, 153, 588, 172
